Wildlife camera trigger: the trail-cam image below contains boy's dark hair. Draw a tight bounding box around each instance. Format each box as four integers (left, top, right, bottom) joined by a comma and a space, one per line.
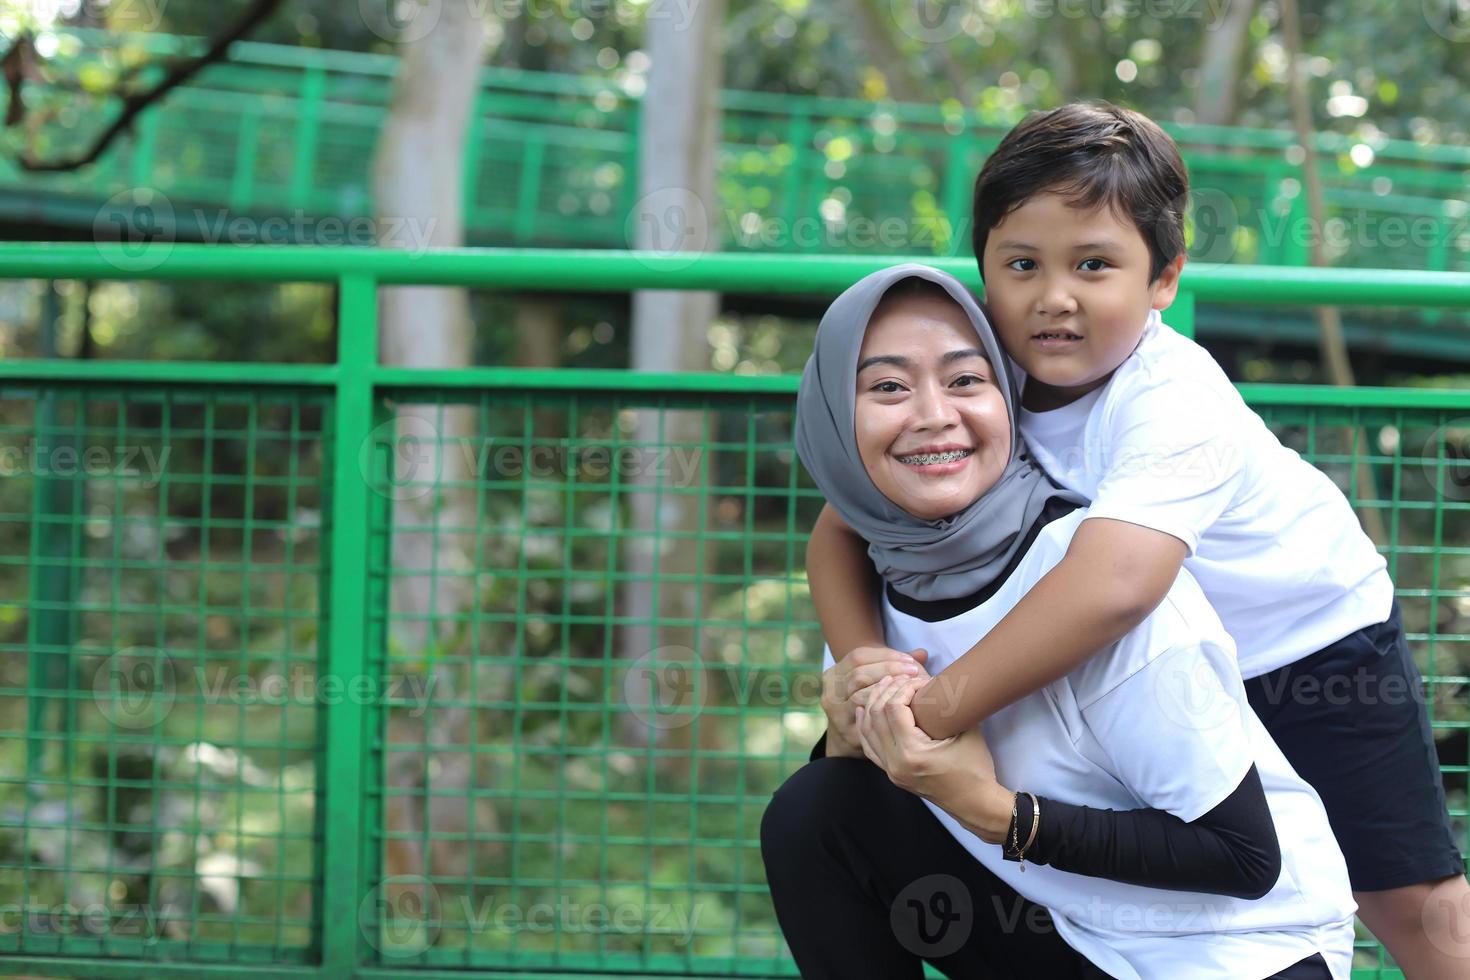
971, 101, 1188, 283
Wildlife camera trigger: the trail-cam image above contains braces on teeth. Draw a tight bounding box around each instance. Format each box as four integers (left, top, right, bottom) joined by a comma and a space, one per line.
899, 449, 972, 465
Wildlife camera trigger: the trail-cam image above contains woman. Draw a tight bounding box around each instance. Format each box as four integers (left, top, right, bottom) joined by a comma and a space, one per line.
760, 264, 1356, 979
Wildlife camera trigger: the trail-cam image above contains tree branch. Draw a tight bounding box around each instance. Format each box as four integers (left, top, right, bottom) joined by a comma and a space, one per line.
13, 0, 287, 172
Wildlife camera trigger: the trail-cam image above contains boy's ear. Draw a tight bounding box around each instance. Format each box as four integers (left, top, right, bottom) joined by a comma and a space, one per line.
1150, 253, 1187, 310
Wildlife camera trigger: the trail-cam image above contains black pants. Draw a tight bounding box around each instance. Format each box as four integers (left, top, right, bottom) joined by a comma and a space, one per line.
759, 754, 1334, 980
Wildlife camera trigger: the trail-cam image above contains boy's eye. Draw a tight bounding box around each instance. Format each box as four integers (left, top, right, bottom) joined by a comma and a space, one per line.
1006, 258, 1036, 272
1079, 258, 1109, 272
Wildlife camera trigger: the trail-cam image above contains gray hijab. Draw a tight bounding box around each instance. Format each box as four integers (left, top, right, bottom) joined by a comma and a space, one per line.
795, 263, 1081, 601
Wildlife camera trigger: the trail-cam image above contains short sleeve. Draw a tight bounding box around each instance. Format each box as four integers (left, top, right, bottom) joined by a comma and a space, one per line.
1085, 380, 1248, 554
1080, 641, 1255, 823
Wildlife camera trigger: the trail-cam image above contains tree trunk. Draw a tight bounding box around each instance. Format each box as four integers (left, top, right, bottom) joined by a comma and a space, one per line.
1279, 0, 1385, 545
370, 2, 501, 893
1194, 0, 1255, 127
619, 0, 725, 757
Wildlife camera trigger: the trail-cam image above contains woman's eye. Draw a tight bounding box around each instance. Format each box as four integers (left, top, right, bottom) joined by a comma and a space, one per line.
1006, 258, 1036, 272
1079, 258, 1109, 272
871, 381, 904, 394
952, 374, 986, 388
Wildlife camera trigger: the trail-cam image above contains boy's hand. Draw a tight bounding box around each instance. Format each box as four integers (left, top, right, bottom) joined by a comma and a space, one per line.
820, 646, 929, 757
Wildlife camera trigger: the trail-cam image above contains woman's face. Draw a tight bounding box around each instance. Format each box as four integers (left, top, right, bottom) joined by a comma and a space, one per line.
854, 293, 1013, 521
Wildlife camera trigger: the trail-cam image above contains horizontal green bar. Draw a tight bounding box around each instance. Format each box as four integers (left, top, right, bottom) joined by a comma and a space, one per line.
1237, 384, 1470, 409
0, 359, 337, 385
1, 245, 1468, 307
374, 366, 800, 395
0, 958, 319, 979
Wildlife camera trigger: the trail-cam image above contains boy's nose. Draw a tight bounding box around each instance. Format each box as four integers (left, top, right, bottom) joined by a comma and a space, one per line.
1037, 279, 1078, 316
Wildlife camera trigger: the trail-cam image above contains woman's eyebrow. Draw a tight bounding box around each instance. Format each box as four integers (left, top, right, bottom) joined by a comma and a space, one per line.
857, 348, 988, 374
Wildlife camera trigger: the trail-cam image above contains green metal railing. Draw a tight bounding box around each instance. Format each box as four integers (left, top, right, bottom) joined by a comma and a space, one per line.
0, 244, 1467, 979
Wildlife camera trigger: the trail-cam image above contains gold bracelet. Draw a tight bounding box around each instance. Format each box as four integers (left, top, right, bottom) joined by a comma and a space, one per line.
1017, 792, 1040, 872
1008, 792, 1020, 858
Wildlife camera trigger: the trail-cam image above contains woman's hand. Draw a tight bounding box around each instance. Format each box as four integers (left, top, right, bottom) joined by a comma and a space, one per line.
856, 674, 1017, 845
820, 645, 929, 758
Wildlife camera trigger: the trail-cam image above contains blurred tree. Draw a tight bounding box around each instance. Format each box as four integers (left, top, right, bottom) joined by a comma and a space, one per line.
619, 0, 726, 757
368, 0, 501, 891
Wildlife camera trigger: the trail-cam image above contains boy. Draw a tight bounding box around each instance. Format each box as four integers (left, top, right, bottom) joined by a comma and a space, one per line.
807, 102, 1470, 977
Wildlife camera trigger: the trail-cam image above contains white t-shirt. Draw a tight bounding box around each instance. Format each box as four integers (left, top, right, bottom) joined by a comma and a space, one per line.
822, 510, 1356, 980
1018, 310, 1393, 679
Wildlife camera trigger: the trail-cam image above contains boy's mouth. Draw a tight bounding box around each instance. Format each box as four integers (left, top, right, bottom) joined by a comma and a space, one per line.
1032, 328, 1083, 349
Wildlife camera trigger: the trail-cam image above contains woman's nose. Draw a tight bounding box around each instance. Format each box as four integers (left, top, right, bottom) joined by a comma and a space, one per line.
912, 382, 959, 429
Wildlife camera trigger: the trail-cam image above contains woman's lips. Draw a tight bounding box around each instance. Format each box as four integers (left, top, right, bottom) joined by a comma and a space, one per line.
894, 448, 973, 475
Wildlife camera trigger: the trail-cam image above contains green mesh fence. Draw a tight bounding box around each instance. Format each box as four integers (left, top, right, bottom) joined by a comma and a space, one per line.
0, 245, 1467, 980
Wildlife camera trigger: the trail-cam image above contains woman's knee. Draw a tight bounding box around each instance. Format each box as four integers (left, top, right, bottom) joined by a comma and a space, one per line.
761, 757, 884, 861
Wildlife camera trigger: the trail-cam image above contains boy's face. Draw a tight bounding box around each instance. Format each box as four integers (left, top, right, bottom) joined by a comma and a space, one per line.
853, 294, 1012, 522
980, 191, 1185, 411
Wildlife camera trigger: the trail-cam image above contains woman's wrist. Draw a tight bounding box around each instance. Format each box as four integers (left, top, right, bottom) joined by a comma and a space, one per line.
959, 780, 1017, 845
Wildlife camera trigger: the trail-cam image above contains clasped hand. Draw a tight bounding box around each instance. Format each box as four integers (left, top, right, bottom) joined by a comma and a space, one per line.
840, 661, 1014, 845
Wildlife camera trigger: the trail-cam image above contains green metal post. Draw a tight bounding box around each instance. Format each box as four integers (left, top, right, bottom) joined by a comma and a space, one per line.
230, 104, 262, 213
290, 67, 327, 210
319, 272, 378, 974
25, 281, 77, 779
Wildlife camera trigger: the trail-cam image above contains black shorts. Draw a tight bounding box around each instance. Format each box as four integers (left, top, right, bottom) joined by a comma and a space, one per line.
1244, 601, 1466, 892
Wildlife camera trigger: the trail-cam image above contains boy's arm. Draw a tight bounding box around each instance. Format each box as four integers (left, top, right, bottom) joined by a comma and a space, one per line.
807, 503, 885, 653
910, 517, 1188, 740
